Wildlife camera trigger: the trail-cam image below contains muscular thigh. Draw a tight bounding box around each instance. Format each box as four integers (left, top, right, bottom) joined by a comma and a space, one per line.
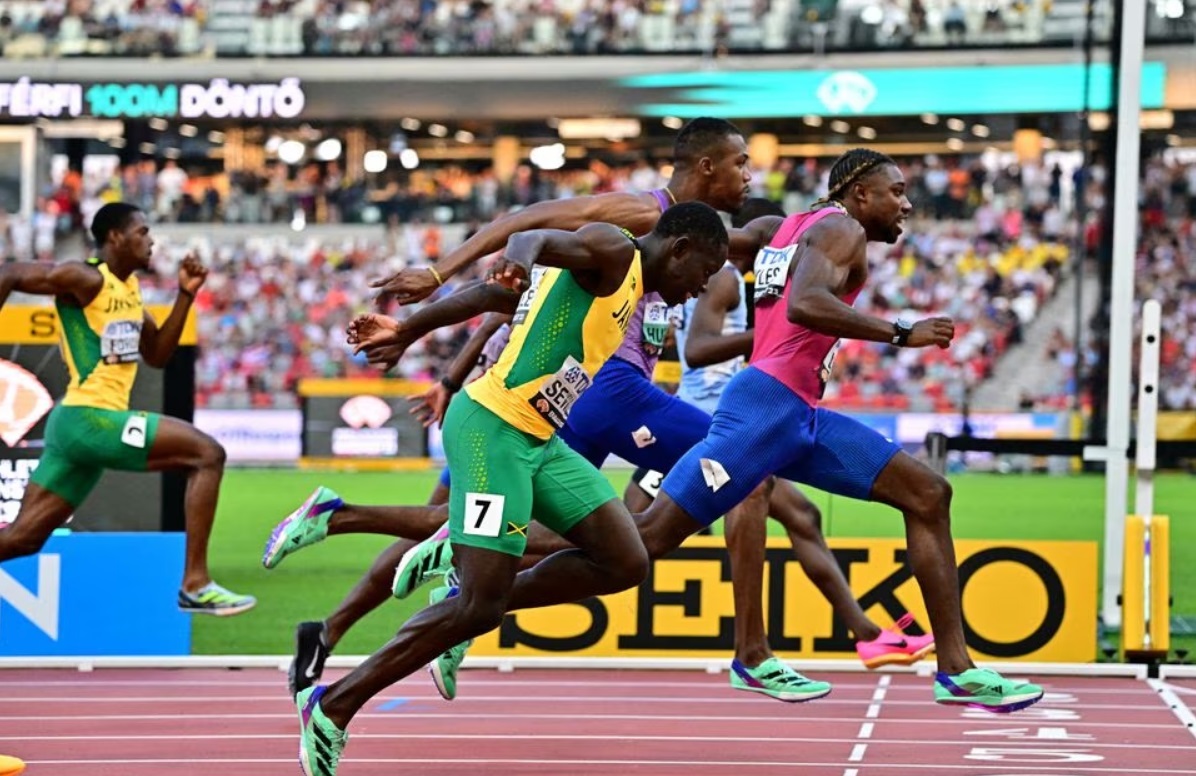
443, 393, 539, 558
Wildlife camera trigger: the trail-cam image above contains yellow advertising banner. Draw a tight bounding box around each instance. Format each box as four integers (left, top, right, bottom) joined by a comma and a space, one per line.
474, 536, 1098, 663
0, 305, 197, 346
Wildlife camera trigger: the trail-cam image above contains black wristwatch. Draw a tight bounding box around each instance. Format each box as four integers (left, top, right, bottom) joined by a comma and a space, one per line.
440, 375, 462, 393
892, 319, 913, 347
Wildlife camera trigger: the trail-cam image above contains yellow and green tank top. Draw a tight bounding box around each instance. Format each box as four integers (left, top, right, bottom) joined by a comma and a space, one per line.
56, 259, 144, 411
467, 251, 644, 440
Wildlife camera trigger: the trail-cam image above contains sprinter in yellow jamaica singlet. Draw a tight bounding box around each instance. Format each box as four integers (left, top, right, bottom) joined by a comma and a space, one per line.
0, 202, 255, 616
289, 202, 729, 775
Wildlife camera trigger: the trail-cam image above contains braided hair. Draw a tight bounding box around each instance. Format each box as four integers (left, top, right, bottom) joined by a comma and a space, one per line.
816, 148, 896, 207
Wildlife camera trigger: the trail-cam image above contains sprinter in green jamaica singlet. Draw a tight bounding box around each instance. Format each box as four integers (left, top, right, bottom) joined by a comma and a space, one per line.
0, 202, 255, 616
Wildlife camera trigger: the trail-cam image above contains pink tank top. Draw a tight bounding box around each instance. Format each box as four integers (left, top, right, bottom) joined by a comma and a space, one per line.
750, 209, 863, 406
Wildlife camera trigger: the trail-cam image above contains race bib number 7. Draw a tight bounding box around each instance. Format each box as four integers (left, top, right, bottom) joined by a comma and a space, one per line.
753, 244, 797, 303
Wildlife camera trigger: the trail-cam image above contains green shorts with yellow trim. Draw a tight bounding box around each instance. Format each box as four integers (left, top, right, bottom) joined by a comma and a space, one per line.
443, 391, 617, 557
31, 404, 161, 507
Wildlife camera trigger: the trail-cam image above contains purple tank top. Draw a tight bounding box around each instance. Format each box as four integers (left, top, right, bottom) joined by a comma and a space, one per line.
478, 323, 511, 373
611, 189, 673, 378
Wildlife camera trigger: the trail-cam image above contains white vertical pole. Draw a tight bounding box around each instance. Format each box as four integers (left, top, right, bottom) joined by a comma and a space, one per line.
1135, 300, 1161, 648
1101, 0, 1148, 630
1135, 301, 1161, 518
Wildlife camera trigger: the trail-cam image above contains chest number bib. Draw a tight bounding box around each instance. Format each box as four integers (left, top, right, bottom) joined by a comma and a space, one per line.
529, 355, 591, 429
101, 320, 143, 365
641, 301, 671, 356
753, 244, 797, 303
512, 266, 549, 325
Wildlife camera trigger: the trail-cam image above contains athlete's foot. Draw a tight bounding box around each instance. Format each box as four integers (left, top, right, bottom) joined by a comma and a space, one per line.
729, 657, 832, 703
296, 685, 348, 776
934, 667, 1044, 713
425, 578, 471, 700
392, 522, 453, 599
289, 621, 331, 697
177, 582, 256, 616
856, 612, 936, 669
263, 486, 344, 569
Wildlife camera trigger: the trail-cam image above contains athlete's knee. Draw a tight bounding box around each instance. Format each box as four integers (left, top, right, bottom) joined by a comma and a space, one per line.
198, 437, 227, 470
451, 586, 511, 634
608, 539, 649, 591
906, 472, 952, 522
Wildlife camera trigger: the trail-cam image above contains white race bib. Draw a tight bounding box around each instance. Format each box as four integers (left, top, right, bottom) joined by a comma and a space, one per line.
753, 244, 797, 303
100, 320, 142, 365
528, 355, 591, 429
462, 492, 506, 538
512, 266, 550, 325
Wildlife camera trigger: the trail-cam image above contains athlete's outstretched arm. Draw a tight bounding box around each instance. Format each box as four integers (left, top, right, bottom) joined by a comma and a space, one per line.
409, 311, 512, 427
726, 215, 784, 270
786, 218, 953, 348
373, 193, 659, 304
444, 311, 511, 389
683, 267, 754, 368
141, 254, 205, 368
350, 281, 519, 370
0, 262, 103, 310
489, 223, 634, 297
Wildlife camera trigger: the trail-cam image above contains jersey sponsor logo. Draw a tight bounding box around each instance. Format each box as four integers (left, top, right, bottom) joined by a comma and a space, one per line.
0, 358, 54, 448
631, 425, 657, 449
700, 458, 731, 491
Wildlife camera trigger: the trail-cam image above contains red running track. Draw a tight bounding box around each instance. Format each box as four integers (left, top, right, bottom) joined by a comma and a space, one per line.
1, 668, 1195, 775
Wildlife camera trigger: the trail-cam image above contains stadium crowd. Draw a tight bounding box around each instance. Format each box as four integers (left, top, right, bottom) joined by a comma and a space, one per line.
0, 0, 1161, 59
29, 151, 1071, 232
105, 148, 1074, 412
21, 147, 1196, 413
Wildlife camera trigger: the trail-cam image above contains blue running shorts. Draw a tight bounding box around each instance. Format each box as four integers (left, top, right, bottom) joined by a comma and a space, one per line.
661, 367, 902, 527
558, 358, 712, 473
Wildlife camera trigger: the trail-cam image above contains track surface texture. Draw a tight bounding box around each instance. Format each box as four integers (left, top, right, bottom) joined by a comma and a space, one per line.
3, 667, 1195, 775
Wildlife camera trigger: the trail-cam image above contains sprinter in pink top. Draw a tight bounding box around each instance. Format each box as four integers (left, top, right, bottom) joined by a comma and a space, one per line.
476, 149, 1043, 713
637, 149, 1043, 712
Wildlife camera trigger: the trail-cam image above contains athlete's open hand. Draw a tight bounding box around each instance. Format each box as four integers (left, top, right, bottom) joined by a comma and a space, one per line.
408, 381, 452, 428
909, 317, 955, 349
486, 255, 533, 294
178, 254, 207, 297
347, 314, 414, 371
370, 267, 441, 306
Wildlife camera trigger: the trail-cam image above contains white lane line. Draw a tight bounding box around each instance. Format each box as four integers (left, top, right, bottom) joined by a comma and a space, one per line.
0, 711, 1179, 729
1149, 677, 1196, 742
4, 731, 1191, 750
849, 674, 890, 773
18, 760, 1196, 770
